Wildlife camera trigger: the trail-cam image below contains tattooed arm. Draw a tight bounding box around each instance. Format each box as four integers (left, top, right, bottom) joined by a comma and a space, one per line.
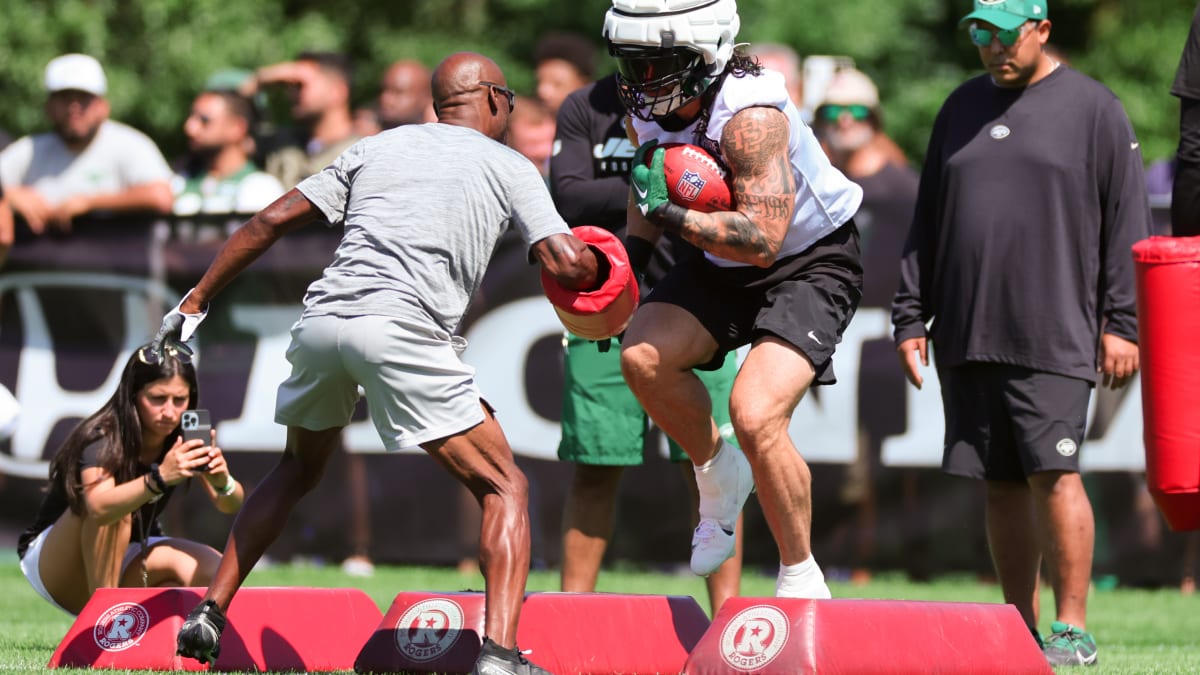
532, 232, 600, 291
184, 189, 321, 312
674, 106, 795, 267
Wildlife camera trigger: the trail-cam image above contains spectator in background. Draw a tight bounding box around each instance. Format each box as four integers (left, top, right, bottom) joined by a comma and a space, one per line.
173, 90, 284, 216
0, 54, 173, 234
747, 43, 805, 115
0, 181, 12, 267
892, 0, 1150, 665
508, 96, 556, 179
813, 67, 920, 583
243, 51, 359, 189
378, 59, 436, 129
550, 73, 744, 615
1172, 2, 1200, 235
534, 32, 595, 114
352, 105, 383, 138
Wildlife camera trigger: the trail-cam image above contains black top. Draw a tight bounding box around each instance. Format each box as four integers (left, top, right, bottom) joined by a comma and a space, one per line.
892, 66, 1151, 381
549, 75, 700, 286
1174, 4, 1200, 100
18, 440, 170, 559
855, 162, 920, 309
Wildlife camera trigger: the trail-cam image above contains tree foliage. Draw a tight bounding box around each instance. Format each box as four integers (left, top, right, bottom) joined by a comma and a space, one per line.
0, 0, 1190, 165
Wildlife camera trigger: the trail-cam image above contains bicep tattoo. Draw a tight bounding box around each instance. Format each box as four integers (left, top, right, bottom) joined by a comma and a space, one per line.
676, 107, 794, 266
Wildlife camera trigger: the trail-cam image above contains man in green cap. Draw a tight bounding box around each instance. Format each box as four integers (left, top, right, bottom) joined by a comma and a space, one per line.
891, 0, 1151, 667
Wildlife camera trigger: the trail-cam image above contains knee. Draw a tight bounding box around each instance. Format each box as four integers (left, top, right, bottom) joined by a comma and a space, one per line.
728, 400, 785, 453
492, 466, 529, 510
279, 452, 326, 494
619, 342, 660, 392
571, 465, 623, 498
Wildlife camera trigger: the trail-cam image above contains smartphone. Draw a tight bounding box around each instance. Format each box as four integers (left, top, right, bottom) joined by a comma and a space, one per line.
181, 409, 212, 472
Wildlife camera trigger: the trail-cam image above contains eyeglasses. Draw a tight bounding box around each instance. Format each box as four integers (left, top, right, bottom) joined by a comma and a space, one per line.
816, 104, 872, 122
968, 21, 1032, 48
136, 341, 194, 366
478, 81, 516, 112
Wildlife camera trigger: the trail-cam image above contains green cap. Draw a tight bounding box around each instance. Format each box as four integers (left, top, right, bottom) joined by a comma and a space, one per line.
959, 0, 1048, 30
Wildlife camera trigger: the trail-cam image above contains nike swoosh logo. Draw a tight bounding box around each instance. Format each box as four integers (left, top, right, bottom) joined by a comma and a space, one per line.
1131, 142, 1139, 150
807, 330, 823, 345
634, 184, 648, 199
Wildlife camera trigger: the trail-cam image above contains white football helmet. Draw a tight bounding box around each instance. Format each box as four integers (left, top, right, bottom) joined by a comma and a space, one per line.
602, 0, 741, 121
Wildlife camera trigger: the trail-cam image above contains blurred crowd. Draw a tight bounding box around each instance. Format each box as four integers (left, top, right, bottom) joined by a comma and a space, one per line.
0, 31, 1192, 595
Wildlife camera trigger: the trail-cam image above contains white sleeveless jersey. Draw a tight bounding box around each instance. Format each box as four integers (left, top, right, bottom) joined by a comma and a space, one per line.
632, 70, 862, 267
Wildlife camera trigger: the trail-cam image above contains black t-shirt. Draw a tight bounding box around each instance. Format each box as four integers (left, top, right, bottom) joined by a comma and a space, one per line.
17, 440, 170, 559
893, 66, 1151, 381
854, 162, 920, 309
1173, 4, 1200, 100
549, 75, 700, 287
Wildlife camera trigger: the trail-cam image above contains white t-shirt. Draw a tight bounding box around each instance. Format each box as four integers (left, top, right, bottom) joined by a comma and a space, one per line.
632, 70, 862, 267
0, 120, 172, 206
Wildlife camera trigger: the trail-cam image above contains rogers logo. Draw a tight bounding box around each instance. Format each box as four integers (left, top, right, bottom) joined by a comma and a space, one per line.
93, 602, 152, 651
394, 598, 466, 663
720, 604, 790, 671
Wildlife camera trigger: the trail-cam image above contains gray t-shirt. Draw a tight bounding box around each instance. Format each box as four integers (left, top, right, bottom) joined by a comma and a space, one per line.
297, 123, 570, 333
0, 120, 172, 206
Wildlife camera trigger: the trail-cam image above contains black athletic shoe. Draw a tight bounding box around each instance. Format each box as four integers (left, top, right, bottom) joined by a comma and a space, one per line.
472, 637, 553, 675
176, 599, 226, 665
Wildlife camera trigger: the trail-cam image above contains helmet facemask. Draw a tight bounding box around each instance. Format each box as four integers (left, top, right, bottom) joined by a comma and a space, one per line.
610, 44, 712, 121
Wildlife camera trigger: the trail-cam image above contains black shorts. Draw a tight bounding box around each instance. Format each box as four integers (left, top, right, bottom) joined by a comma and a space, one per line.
939, 363, 1092, 481
644, 221, 862, 384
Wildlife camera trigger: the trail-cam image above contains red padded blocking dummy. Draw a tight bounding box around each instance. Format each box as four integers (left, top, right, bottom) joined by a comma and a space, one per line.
1134, 236, 1200, 531
356, 591, 710, 674
49, 586, 381, 671
540, 225, 639, 340
683, 597, 1051, 675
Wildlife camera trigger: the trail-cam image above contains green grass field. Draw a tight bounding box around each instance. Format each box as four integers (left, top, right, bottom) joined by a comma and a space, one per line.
1, 550, 1197, 674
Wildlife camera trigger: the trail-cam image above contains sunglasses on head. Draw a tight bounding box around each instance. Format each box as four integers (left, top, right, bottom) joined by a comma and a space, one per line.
817, 104, 872, 122
478, 81, 516, 112
968, 21, 1030, 48
136, 341, 194, 366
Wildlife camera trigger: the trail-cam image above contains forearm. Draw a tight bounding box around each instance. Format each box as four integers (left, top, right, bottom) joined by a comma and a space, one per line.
187, 190, 318, 310
85, 474, 164, 525
83, 181, 174, 214
671, 207, 783, 267
554, 175, 630, 226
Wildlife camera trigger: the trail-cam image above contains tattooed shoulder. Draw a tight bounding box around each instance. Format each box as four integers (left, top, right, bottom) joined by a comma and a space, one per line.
721, 107, 790, 178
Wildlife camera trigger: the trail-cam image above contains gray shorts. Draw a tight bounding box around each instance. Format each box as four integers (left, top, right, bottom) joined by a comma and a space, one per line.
938, 363, 1092, 480
275, 314, 486, 450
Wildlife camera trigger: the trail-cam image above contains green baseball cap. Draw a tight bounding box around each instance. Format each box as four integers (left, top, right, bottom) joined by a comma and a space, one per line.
959, 0, 1048, 30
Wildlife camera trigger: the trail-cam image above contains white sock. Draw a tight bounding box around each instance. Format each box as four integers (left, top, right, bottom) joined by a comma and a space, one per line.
776, 556, 832, 599
694, 441, 734, 523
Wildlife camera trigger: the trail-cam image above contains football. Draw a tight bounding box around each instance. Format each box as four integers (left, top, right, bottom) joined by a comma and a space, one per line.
651, 143, 734, 213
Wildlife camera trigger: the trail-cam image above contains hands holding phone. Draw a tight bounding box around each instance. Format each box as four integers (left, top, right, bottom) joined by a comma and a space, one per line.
175, 410, 241, 506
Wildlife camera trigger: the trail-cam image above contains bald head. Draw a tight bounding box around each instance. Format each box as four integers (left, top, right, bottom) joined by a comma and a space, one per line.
432, 52, 512, 141
379, 59, 433, 128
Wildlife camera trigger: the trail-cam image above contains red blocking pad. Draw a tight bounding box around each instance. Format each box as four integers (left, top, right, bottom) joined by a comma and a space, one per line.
1133, 236, 1200, 531
683, 597, 1052, 675
356, 591, 711, 674
49, 586, 381, 672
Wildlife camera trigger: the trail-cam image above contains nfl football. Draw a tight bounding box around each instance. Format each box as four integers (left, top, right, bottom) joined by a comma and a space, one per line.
651, 143, 734, 213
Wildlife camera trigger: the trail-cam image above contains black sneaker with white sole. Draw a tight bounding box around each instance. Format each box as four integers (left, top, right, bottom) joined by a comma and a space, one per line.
472, 637, 553, 675
176, 599, 226, 665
